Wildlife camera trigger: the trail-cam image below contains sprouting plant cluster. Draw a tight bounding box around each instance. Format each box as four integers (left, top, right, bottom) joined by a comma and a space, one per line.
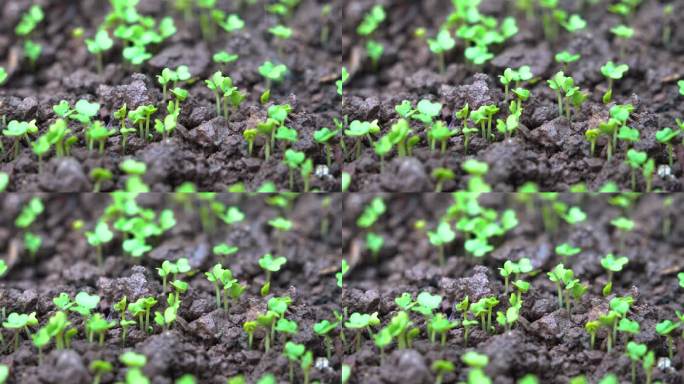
0, 193, 342, 383
0, 0, 342, 193
343, 193, 681, 384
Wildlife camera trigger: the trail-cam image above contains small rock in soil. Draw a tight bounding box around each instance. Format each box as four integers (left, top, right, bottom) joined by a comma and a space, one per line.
530, 310, 575, 342
380, 157, 429, 192
381, 349, 431, 384
479, 139, 531, 189
491, 43, 553, 79
39, 350, 89, 384
149, 43, 211, 81
343, 96, 380, 122
97, 73, 154, 111
341, 288, 380, 314
140, 331, 183, 378
185, 118, 227, 150
39, 158, 90, 192
528, 117, 575, 150
97, 265, 155, 304
440, 73, 495, 110
190, 310, 223, 341
480, 331, 539, 379
440, 265, 492, 302
138, 140, 184, 187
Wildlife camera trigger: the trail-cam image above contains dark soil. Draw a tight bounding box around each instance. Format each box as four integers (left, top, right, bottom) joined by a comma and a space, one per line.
343, 0, 684, 192
0, 193, 342, 383
342, 193, 684, 383
0, 0, 341, 192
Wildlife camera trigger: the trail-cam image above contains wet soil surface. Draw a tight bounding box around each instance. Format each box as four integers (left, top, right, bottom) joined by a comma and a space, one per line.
0, 193, 342, 383
0, 0, 341, 192
342, 193, 684, 383
343, 0, 684, 192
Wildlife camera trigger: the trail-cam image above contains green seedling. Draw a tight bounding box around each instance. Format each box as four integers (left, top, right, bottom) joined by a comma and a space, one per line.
600, 254, 628, 295
15, 196, 43, 230
283, 341, 305, 383
345, 312, 380, 352
625, 149, 647, 191
611, 24, 634, 57
427, 221, 455, 267
213, 243, 238, 264
119, 351, 149, 384
497, 296, 521, 332
219, 13, 245, 34
432, 168, 455, 193
656, 320, 680, 360
464, 45, 494, 65
157, 66, 191, 101
555, 51, 581, 72
547, 263, 576, 310
259, 61, 288, 89
461, 351, 491, 384
499, 258, 533, 295
314, 319, 339, 359
128, 297, 156, 333
626, 341, 646, 384
373, 135, 392, 172
373, 327, 392, 363
679, 80, 684, 96
432, 360, 454, 384
555, 243, 581, 264
274, 124, 297, 148
269, 24, 292, 54
585, 320, 600, 349
157, 258, 191, 293
345, 119, 380, 160
3, 312, 38, 351
23, 232, 41, 259
85, 221, 113, 266
3, 120, 38, 159
337, 67, 349, 100
269, 217, 293, 253
601, 61, 629, 103
205, 71, 242, 121
547, 71, 581, 120
90, 168, 112, 193
86, 313, 115, 345
337, 259, 349, 288
213, 51, 239, 71
431, 121, 456, 153
275, 318, 298, 343
205, 263, 238, 312
366, 232, 384, 262
313, 127, 338, 167
31, 328, 49, 364
90, 360, 113, 384
655, 127, 679, 167
428, 29, 455, 73
617, 124, 640, 150
243, 321, 257, 349
430, 313, 458, 345
155, 293, 181, 331
611, 216, 634, 251
643, 350, 655, 384
243, 128, 258, 156
258, 254, 287, 296
283, 149, 305, 191
86, 29, 114, 74
617, 318, 640, 345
